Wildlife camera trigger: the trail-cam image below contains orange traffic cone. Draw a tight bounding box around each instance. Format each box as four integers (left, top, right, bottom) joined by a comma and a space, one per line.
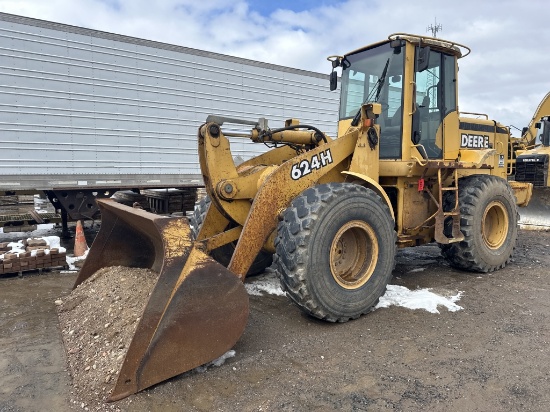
74, 220, 89, 257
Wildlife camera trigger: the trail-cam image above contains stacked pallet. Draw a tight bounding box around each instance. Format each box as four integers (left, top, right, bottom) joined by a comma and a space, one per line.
0, 194, 35, 215
142, 188, 198, 214
111, 190, 150, 210
0, 238, 67, 275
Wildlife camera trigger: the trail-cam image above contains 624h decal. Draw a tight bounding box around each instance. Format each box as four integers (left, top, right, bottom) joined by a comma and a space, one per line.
290, 149, 333, 180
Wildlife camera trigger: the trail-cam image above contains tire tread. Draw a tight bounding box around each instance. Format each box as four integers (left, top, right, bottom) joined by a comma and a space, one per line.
273, 183, 396, 322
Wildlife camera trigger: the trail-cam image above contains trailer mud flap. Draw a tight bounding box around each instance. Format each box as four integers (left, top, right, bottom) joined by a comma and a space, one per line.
73, 199, 249, 401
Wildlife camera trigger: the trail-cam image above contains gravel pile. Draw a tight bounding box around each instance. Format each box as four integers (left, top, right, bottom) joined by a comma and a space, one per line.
57, 266, 158, 410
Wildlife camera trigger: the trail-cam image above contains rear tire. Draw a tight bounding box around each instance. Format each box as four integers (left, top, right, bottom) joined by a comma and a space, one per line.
273, 183, 396, 322
440, 175, 518, 272
189, 196, 272, 276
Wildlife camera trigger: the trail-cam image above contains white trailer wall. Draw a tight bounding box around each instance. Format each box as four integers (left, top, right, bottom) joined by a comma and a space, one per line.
0, 13, 338, 191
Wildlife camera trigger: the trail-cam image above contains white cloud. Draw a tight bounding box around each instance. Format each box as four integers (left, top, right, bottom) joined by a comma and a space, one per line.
0, 0, 548, 129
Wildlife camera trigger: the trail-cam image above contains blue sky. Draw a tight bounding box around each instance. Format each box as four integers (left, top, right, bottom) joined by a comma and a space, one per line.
248, 0, 343, 16
0, 0, 549, 129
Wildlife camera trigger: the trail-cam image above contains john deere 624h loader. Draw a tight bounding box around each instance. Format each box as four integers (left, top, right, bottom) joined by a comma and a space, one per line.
73, 33, 539, 400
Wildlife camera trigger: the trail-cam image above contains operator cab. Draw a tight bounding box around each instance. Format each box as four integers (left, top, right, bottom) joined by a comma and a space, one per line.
535, 116, 550, 146
515, 117, 550, 187
330, 34, 468, 161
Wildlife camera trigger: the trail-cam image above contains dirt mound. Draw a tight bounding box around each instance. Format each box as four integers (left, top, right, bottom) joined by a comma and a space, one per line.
57, 266, 158, 410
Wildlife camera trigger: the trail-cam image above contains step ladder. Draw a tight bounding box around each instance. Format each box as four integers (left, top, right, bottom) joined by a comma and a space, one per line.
434, 168, 464, 244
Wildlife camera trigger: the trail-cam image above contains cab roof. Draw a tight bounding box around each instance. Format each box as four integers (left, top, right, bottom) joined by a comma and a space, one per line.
344, 33, 470, 59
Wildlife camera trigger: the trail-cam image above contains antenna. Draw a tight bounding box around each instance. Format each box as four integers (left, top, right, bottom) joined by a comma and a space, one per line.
427, 18, 443, 38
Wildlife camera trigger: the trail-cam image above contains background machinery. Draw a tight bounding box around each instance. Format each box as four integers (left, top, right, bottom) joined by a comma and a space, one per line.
72, 33, 536, 400
514, 115, 550, 227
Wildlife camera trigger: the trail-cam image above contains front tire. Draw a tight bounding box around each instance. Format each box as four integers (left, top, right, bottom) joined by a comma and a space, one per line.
440, 175, 518, 272
273, 183, 396, 322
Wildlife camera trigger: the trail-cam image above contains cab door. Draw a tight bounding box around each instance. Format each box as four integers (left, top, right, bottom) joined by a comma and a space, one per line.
413, 48, 457, 159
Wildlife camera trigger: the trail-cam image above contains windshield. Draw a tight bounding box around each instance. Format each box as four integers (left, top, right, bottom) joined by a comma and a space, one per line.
339, 42, 405, 121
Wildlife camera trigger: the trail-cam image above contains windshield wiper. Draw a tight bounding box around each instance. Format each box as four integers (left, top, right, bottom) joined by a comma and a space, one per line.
374, 58, 390, 102
351, 58, 390, 127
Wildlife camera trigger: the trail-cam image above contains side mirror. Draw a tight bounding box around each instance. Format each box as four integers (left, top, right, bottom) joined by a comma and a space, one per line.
417, 46, 431, 72
390, 39, 403, 55
330, 71, 338, 91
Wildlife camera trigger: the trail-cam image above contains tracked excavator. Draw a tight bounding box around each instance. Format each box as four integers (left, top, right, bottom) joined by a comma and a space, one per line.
72, 33, 538, 400
514, 92, 550, 150
514, 114, 550, 227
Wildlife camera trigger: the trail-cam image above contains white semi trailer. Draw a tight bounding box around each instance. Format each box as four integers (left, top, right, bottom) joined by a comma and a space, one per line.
0, 13, 337, 233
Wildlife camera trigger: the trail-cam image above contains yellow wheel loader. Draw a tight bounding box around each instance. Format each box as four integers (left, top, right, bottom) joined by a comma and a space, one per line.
72, 33, 535, 400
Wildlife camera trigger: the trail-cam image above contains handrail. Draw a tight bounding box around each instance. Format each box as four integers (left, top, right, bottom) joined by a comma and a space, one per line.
459, 111, 489, 119
388, 33, 471, 58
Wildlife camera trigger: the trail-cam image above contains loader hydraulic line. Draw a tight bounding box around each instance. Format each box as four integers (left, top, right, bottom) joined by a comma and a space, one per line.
263, 124, 328, 144
198, 120, 360, 279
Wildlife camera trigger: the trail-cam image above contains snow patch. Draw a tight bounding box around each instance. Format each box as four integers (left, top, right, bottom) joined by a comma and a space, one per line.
6, 240, 26, 255
242, 274, 463, 314
376, 284, 463, 314
408, 267, 426, 273
41, 235, 61, 249
1, 236, 66, 259
194, 350, 236, 373
245, 272, 285, 297
64, 249, 89, 271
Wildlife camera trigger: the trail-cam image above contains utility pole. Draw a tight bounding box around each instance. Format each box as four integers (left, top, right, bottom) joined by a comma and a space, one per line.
427, 18, 443, 38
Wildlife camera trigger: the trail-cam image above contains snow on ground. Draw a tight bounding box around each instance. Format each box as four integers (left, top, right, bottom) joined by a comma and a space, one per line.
408, 267, 426, 273
64, 249, 89, 271
245, 272, 286, 297
375, 285, 463, 313
194, 350, 236, 373
245, 273, 464, 314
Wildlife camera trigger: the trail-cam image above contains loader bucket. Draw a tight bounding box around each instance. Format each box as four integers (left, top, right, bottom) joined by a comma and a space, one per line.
73, 199, 249, 401
518, 187, 550, 230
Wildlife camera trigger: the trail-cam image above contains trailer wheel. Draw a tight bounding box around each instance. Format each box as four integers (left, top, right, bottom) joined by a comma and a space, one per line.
273, 183, 396, 322
440, 175, 518, 272
190, 196, 272, 276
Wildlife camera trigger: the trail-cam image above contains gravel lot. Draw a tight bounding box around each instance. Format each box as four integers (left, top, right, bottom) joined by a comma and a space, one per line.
1, 228, 549, 411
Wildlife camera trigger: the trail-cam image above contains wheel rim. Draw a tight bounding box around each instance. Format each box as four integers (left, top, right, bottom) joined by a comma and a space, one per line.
329, 220, 378, 289
482, 200, 509, 249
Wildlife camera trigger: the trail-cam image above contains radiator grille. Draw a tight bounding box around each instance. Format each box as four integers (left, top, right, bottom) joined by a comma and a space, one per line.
515, 154, 549, 187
